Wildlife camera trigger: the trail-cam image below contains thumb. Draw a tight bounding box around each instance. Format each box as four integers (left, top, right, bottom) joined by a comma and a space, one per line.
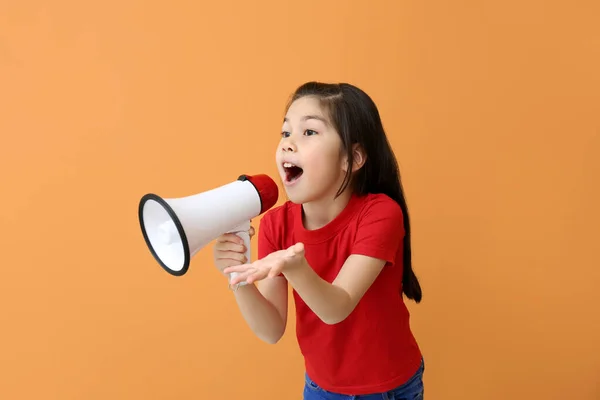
287, 242, 304, 257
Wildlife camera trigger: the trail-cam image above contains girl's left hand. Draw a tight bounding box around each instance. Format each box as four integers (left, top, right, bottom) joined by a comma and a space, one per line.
223, 242, 306, 285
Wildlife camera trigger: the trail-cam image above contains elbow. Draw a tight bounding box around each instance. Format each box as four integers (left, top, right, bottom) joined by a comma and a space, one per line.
257, 324, 286, 344
259, 331, 284, 344
322, 316, 345, 325
321, 311, 351, 325
261, 336, 282, 345
320, 299, 355, 325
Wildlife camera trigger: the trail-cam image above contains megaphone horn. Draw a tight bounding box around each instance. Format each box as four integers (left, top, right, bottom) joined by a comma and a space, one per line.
138, 174, 279, 285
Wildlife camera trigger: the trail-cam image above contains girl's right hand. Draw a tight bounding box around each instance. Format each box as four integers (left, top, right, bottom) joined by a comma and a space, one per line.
213, 225, 255, 277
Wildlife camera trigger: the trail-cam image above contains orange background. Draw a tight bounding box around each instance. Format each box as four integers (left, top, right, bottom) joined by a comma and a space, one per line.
1, 1, 599, 399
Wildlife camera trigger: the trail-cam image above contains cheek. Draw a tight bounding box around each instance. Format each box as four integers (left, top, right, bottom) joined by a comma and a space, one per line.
307, 150, 343, 175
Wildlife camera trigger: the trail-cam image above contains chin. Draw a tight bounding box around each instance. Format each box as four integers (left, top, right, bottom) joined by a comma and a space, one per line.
282, 189, 307, 204
283, 184, 319, 204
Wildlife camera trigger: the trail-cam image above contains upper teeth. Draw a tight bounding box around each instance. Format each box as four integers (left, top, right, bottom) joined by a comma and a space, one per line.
283, 162, 295, 168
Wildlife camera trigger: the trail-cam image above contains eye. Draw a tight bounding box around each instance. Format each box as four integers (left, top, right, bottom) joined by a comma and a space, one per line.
304, 129, 318, 136
281, 131, 290, 138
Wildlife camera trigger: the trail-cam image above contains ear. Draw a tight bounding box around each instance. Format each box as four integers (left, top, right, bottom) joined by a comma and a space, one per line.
342, 143, 367, 173
352, 144, 367, 172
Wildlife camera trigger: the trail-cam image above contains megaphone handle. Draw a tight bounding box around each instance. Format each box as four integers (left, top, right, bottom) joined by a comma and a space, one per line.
227, 220, 252, 290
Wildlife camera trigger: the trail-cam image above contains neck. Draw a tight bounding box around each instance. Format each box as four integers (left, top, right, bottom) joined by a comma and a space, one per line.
301, 188, 354, 230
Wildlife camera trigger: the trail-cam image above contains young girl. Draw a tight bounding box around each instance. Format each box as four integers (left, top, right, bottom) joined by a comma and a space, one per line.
213, 81, 425, 399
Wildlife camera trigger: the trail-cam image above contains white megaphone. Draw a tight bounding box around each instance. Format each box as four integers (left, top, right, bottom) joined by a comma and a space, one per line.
138, 174, 279, 287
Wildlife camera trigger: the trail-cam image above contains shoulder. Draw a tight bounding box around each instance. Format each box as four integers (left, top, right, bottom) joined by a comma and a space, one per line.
261, 201, 295, 224
257, 201, 296, 257
258, 200, 297, 235
350, 193, 405, 265
356, 193, 404, 225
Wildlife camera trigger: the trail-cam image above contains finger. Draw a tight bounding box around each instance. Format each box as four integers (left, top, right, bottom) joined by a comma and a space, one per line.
248, 226, 255, 238
268, 260, 285, 278
214, 241, 246, 253
267, 269, 280, 278
246, 269, 269, 284
216, 233, 244, 245
216, 251, 247, 264
267, 263, 283, 278
223, 264, 255, 274
230, 269, 257, 285
286, 242, 304, 257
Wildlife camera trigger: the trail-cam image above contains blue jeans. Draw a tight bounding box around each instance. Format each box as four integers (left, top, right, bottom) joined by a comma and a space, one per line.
303, 359, 424, 400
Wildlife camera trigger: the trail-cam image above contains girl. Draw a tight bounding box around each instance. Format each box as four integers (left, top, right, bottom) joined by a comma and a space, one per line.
213, 82, 425, 399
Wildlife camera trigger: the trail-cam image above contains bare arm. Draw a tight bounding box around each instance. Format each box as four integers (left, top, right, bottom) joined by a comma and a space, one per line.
224, 247, 386, 326
283, 254, 385, 325
232, 276, 288, 344
214, 231, 288, 344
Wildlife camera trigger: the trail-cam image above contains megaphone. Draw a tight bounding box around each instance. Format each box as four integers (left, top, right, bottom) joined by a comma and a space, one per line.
138, 174, 279, 286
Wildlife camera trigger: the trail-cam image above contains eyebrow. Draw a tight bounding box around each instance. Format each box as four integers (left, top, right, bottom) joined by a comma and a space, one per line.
283, 115, 330, 125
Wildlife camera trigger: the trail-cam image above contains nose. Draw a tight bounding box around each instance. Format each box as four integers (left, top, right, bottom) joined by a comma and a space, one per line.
281, 137, 297, 152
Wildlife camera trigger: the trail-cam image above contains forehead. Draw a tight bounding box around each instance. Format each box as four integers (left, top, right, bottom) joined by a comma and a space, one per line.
284, 96, 328, 123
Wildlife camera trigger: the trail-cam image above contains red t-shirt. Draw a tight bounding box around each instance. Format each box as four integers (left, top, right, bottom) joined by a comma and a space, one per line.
257, 192, 423, 395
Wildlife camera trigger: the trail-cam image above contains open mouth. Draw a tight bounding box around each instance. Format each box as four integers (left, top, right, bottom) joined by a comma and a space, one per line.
283, 162, 304, 183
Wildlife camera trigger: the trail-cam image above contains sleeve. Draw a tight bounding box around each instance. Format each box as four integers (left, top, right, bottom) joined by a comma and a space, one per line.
257, 211, 278, 260
257, 210, 288, 280
351, 197, 405, 267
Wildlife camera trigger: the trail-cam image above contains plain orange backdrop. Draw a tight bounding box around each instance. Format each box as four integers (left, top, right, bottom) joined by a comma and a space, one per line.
1, 1, 599, 399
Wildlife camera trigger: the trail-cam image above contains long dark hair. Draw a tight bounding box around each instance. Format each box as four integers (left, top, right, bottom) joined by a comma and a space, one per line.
286, 81, 422, 303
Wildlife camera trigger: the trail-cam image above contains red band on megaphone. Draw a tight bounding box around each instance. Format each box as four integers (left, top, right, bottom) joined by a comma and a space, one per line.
238, 174, 279, 214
